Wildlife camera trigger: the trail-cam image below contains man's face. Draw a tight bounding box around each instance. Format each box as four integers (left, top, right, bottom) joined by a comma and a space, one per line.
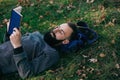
44, 23, 73, 46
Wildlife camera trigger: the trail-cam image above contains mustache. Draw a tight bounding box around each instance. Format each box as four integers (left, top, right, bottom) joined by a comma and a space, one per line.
51, 31, 56, 38
44, 31, 63, 47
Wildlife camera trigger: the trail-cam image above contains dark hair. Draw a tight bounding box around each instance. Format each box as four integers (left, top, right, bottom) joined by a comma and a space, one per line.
77, 21, 88, 27
67, 22, 78, 40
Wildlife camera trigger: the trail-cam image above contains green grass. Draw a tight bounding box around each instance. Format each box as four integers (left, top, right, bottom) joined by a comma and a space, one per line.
0, 0, 120, 80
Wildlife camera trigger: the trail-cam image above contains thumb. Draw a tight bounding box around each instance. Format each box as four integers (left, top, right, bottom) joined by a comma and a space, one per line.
7, 20, 10, 32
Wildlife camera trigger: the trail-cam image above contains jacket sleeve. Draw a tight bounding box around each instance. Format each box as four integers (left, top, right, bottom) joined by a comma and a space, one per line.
13, 48, 59, 79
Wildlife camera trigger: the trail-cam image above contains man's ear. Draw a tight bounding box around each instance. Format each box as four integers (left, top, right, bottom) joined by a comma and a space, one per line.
62, 39, 69, 44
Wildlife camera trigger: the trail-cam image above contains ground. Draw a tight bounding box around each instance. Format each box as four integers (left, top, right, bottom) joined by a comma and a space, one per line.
0, 0, 120, 80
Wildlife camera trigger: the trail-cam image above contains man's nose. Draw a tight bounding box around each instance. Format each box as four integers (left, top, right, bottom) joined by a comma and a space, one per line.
53, 28, 60, 33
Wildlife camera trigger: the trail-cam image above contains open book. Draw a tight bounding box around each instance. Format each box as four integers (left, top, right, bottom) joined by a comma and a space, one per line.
8, 6, 22, 35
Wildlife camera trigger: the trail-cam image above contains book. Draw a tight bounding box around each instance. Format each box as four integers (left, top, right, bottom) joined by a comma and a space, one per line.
8, 6, 22, 35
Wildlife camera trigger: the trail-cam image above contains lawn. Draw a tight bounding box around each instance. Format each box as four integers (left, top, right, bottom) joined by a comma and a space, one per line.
0, 0, 120, 80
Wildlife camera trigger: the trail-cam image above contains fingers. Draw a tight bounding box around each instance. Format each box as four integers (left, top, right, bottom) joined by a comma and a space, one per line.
11, 28, 21, 36
9, 29, 22, 48
13, 28, 18, 32
10, 33, 16, 40
10, 30, 18, 39
10, 28, 21, 43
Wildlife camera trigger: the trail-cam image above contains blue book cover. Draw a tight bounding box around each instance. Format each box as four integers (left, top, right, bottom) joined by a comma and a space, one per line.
8, 6, 22, 35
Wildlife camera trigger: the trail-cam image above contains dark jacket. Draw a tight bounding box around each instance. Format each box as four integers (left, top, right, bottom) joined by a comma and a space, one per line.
0, 31, 59, 79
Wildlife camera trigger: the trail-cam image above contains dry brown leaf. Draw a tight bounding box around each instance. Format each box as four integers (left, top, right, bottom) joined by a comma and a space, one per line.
96, 70, 101, 75
23, 23, 28, 27
108, 22, 115, 26
81, 73, 87, 78
0, 24, 3, 28
39, 15, 44, 19
30, 3, 34, 6
111, 39, 115, 44
49, 0, 54, 4
105, 21, 115, 27
112, 18, 116, 23
39, 76, 45, 80
67, 4, 76, 10
98, 5, 105, 11
86, 67, 94, 73
91, 9, 96, 11
48, 70, 55, 73
99, 53, 106, 58
82, 54, 89, 58
89, 58, 98, 63
117, 8, 120, 12
56, 10, 63, 13
18, 0, 23, 3
76, 70, 82, 76
36, 0, 41, 2
86, 0, 95, 3
98, 46, 101, 49
115, 64, 120, 69
2, 18, 8, 24
100, 14, 106, 21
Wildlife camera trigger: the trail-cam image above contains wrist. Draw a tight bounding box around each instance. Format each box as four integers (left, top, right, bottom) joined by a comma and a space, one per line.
14, 46, 23, 54
13, 44, 22, 49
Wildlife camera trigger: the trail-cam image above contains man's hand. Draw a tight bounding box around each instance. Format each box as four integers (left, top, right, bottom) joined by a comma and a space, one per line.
10, 28, 22, 48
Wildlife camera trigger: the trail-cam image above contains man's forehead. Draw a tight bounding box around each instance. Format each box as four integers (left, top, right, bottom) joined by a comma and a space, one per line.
59, 23, 73, 35
60, 23, 68, 26
59, 23, 73, 31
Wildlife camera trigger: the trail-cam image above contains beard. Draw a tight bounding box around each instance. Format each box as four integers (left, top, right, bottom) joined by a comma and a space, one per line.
44, 31, 63, 47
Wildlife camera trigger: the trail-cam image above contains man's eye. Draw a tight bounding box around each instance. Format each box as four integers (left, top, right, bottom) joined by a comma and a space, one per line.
56, 26, 59, 28
60, 30, 64, 34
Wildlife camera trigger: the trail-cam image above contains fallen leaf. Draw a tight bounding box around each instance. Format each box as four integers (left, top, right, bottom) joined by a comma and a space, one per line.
100, 14, 106, 21
23, 23, 28, 27
112, 18, 116, 23
18, 0, 23, 3
105, 21, 115, 27
56, 10, 63, 13
67, 4, 76, 10
96, 70, 101, 75
112, 51, 117, 59
39, 76, 45, 80
83, 66, 86, 69
47, 70, 54, 73
0, 24, 3, 28
36, 0, 41, 2
112, 72, 119, 77
108, 22, 115, 26
2, 18, 8, 24
86, 67, 94, 73
115, 64, 120, 69
49, 0, 54, 4
99, 53, 106, 58
30, 3, 34, 6
111, 39, 115, 44
117, 8, 120, 12
82, 54, 89, 58
86, 0, 94, 3
76, 70, 82, 76
81, 74, 87, 78
98, 5, 105, 11
89, 58, 98, 63
0, 0, 3, 2
39, 15, 44, 19
98, 46, 101, 49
